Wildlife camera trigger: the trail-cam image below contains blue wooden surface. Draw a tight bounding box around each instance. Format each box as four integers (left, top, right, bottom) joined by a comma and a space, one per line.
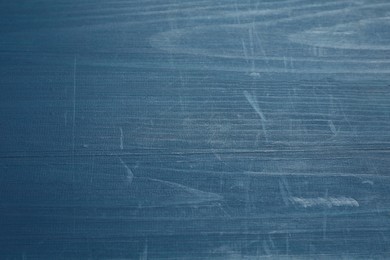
0, 0, 390, 259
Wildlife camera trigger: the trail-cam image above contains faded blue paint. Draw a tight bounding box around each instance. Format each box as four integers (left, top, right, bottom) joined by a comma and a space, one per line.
0, 0, 389, 258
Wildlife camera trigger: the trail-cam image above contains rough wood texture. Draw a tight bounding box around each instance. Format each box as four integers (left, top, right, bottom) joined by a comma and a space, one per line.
1, 0, 389, 259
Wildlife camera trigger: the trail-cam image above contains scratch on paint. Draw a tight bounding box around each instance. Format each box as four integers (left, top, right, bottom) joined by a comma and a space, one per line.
119, 158, 134, 184
278, 179, 291, 206
243, 90, 266, 120
119, 127, 124, 150
328, 120, 337, 135
140, 239, 148, 260
72, 56, 77, 164
243, 90, 267, 141
241, 38, 249, 63
71, 55, 77, 236
146, 177, 223, 202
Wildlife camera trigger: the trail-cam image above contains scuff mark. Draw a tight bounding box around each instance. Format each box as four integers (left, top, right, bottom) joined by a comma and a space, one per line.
290, 196, 359, 208
362, 180, 374, 185
249, 72, 261, 77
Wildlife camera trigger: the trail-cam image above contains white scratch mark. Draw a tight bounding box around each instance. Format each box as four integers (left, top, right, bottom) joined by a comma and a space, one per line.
243, 91, 266, 121
262, 240, 271, 256
323, 189, 329, 239
248, 25, 255, 73
362, 180, 374, 185
253, 23, 270, 70
328, 120, 337, 135
241, 38, 249, 63
268, 235, 275, 249
119, 127, 124, 150
146, 177, 223, 202
242, 171, 390, 179
286, 234, 289, 256
234, 2, 241, 25
119, 158, 134, 184
283, 56, 288, 71
243, 90, 267, 141
140, 239, 148, 260
278, 180, 290, 206
249, 72, 261, 77
290, 56, 294, 69
71, 55, 77, 236
290, 197, 359, 208
216, 202, 232, 219
72, 56, 77, 157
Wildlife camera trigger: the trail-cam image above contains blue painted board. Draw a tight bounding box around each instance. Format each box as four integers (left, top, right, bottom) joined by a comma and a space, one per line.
0, 0, 390, 259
